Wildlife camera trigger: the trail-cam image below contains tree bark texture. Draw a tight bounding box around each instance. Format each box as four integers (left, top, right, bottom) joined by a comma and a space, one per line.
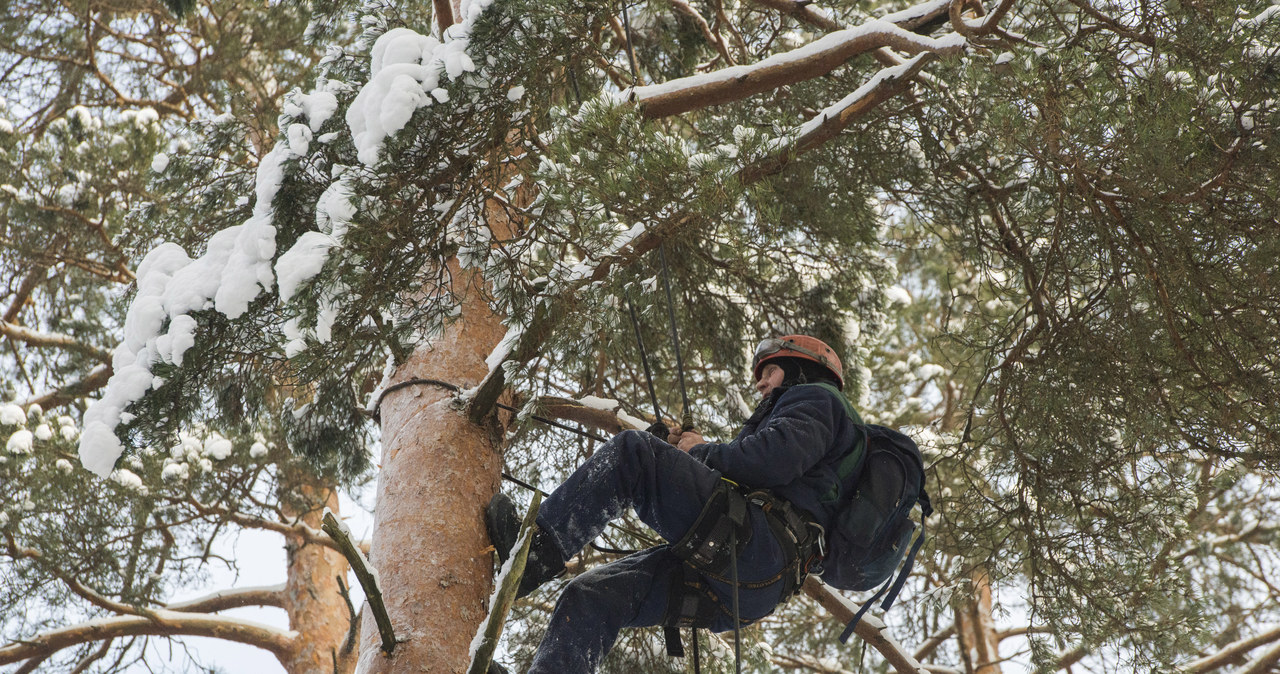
357, 276, 507, 674
281, 470, 357, 674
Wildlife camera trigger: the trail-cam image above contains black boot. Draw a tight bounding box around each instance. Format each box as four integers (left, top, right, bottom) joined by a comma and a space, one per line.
485, 493, 567, 598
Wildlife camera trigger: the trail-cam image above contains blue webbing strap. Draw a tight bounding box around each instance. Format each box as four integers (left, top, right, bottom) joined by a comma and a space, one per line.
882, 520, 926, 611
840, 578, 891, 643
838, 521, 927, 644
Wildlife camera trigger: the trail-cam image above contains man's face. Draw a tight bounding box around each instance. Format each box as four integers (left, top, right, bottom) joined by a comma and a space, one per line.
755, 363, 785, 398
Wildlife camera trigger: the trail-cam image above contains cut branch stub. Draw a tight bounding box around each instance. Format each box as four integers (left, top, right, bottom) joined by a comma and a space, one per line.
321, 510, 397, 655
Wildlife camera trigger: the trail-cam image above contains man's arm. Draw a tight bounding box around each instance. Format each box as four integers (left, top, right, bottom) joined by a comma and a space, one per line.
685, 386, 843, 488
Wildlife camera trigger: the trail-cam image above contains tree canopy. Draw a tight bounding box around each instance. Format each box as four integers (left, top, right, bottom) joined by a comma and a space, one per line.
3, 0, 1278, 671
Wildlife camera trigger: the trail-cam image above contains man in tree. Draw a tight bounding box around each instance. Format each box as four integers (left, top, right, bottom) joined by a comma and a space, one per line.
487, 335, 864, 673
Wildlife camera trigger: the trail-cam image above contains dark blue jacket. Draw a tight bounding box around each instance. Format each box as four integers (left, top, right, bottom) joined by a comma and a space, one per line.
687, 383, 863, 529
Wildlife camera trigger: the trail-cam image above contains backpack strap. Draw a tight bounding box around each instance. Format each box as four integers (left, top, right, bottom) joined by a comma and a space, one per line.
837, 507, 929, 643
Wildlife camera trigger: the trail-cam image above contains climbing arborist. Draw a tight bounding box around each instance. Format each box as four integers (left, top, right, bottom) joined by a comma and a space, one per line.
486, 334, 864, 674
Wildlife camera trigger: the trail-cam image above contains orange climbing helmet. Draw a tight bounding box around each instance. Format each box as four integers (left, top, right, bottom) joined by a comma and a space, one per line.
752, 335, 844, 390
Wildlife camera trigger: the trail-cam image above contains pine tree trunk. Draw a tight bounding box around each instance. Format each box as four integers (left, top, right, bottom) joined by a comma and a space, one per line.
356, 277, 507, 673
955, 568, 1002, 674
280, 469, 358, 674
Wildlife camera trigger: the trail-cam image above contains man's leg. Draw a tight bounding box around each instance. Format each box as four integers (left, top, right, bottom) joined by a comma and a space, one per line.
527, 547, 681, 674
536, 430, 724, 561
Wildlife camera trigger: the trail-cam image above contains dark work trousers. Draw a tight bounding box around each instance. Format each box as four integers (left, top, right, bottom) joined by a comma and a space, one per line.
528, 430, 789, 674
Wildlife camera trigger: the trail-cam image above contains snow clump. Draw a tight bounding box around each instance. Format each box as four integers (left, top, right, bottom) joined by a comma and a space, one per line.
7, 429, 33, 454
346, 0, 498, 166
79, 130, 293, 477
0, 403, 24, 426
111, 469, 147, 494
203, 434, 233, 460
884, 286, 913, 306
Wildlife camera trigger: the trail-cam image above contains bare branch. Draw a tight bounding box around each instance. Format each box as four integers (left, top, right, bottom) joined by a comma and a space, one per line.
0, 321, 112, 362
0, 611, 296, 667
163, 584, 288, 613
662, 0, 736, 65
914, 624, 956, 661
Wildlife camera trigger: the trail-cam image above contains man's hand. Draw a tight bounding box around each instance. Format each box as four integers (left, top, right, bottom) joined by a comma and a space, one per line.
671, 430, 705, 452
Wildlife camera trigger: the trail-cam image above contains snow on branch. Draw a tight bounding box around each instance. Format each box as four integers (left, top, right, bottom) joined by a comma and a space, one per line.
76, 137, 290, 477
627, 20, 964, 118
163, 584, 288, 612
1183, 625, 1280, 673
0, 611, 297, 667
742, 51, 938, 182
536, 395, 648, 435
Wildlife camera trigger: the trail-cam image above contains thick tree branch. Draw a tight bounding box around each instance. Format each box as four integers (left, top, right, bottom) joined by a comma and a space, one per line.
163, 584, 288, 612
1183, 625, 1280, 673
628, 21, 964, 118
0, 611, 297, 666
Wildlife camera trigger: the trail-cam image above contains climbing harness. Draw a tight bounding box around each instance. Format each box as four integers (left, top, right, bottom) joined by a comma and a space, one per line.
663, 479, 825, 671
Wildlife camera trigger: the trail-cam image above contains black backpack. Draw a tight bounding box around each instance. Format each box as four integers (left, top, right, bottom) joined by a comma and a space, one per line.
803, 384, 933, 642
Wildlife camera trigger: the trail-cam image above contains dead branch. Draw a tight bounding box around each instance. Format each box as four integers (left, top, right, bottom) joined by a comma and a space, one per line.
321, 510, 396, 654
537, 396, 648, 435
163, 584, 288, 612
21, 364, 112, 410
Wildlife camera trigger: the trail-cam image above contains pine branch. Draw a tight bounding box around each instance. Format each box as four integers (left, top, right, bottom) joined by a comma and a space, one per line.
801, 577, 931, 674
0, 611, 296, 666
740, 51, 938, 182
628, 21, 964, 118
321, 510, 397, 655
467, 492, 541, 674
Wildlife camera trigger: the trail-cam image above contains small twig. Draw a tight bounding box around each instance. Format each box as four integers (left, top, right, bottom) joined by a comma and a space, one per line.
336, 576, 358, 655
321, 511, 397, 655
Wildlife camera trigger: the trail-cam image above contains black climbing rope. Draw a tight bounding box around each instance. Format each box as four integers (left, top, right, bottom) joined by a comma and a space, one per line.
626, 297, 664, 425
657, 244, 694, 432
